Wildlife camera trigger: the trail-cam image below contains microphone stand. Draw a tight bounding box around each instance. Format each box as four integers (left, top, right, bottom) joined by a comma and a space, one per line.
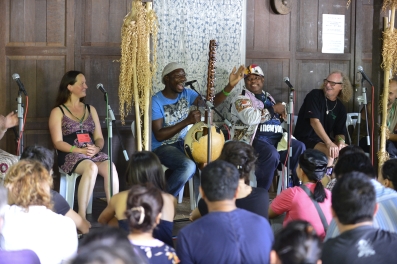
188, 83, 232, 164
17, 90, 24, 157
285, 87, 294, 190
356, 82, 370, 148
102, 92, 129, 198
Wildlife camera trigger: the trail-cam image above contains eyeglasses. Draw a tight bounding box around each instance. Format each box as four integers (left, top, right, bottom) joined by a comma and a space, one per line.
246, 76, 263, 82
324, 79, 342, 87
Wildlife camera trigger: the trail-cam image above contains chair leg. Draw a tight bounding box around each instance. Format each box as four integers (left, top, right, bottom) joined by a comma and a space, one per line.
189, 177, 195, 210
178, 186, 185, 204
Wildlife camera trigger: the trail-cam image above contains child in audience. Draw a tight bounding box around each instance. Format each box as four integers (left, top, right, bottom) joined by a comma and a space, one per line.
127, 184, 179, 264
2, 160, 77, 264
190, 140, 269, 220
98, 151, 175, 246
379, 159, 397, 191
269, 149, 332, 240
271, 220, 322, 264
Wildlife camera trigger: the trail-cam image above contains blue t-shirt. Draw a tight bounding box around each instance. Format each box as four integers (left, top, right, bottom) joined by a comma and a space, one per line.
177, 208, 274, 264
151, 89, 198, 150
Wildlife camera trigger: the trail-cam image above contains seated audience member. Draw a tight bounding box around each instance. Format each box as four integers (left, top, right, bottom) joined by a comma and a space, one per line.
20, 145, 89, 234
322, 172, 397, 264
0, 185, 40, 264
325, 152, 397, 240
230, 64, 305, 188
98, 151, 175, 246
323, 145, 365, 190
379, 159, 397, 191
2, 160, 77, 264
269, 149, 332, 240
271, 220, 322, 264
127, 184, 179, 264
177, 160, 274, 264
190, 140, 269, 220
0, 111, 19, 184
72, 226, 147, 264
294, 71, 353, 167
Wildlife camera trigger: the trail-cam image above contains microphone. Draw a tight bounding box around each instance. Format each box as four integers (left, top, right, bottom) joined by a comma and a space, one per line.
357, 66, 374, 86
12, 73, 28, 96
283, 77, 294, 89
96, 83, 107, 94
184, 80, 197, 86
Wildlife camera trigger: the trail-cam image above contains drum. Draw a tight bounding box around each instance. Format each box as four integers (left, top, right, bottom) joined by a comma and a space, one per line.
184, 122, 225, 164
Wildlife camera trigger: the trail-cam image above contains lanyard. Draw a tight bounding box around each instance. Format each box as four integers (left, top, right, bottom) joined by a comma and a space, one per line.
62, 104, 86, 133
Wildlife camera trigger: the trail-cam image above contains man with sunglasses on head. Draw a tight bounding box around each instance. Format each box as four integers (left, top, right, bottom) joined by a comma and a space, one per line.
152, 62, 244, 197
294, 71, 353, 169
229, 64, 306, 190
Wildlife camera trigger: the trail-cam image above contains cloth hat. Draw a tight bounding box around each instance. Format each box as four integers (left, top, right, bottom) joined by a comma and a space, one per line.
244, 64, 264, 78
161, 62, 184, 84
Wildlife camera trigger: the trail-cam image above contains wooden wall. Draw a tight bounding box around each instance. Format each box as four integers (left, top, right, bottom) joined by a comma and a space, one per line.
246, 0, 375, 115
0, 0, 136, 190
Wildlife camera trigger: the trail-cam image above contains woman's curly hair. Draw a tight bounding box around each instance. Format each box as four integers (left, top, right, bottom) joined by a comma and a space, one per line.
4, 160, 53, 210
320, 70, 353, 102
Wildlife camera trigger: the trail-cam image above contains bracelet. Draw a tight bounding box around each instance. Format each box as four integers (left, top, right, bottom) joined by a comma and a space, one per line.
338, 136, 345, 143
70, 146, 76, 153
222, 89, 231, 96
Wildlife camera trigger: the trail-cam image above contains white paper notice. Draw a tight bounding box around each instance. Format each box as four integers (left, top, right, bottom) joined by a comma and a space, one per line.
322, 14, 345, 54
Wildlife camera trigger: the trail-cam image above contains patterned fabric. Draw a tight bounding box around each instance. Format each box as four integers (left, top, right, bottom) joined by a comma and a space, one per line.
152, 0, 245, 122
325, 179, 397, 240
58, 106, 108, 174
0, 149, 18, 184
151, 89, 197, 150
131, 238, 180, 264
229, 88, 275, 144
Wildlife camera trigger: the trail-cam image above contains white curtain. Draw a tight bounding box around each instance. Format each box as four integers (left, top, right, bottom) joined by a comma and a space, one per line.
153, 0, 246, 121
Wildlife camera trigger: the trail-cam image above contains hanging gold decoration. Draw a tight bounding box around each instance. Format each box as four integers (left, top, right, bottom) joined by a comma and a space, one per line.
118, 0, 158, 151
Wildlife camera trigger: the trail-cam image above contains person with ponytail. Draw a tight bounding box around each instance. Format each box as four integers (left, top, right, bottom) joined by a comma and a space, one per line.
190, 140, 269, 221
269, 149, 332, 240
126, 184, 179, 264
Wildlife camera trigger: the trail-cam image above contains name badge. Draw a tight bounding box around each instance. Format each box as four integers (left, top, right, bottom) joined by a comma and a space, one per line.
76, 131, 91, 143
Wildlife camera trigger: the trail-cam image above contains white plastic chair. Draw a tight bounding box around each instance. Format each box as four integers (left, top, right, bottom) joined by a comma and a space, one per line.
346, 113, 359, 144
59, 168, 93, 214
162, 165, 195, 210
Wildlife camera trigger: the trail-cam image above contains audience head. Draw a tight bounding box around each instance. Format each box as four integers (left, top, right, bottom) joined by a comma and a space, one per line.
200, 160, 240, 202
126, 151, 166, 191
78, 226, 130, 249
334, 152, 375, 179
73, 227, 147, 264
271, 220, 322, 264
125, 184, 163, 233
4, 160, 53, 210
332, 172, 376, 225
218, 140, 257, 183
0, 185, 7, 230
338, 145, 365, 158
297, 149, 328, 202
380, 159, 397, 191
20, 145, 54, 172
55, 70, 85, 106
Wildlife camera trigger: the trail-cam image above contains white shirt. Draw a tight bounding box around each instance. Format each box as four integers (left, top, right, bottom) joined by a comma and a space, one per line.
1, 205, 78, 264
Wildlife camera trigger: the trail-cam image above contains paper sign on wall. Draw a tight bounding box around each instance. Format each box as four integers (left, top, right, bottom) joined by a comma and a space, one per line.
322, 14, 345, 54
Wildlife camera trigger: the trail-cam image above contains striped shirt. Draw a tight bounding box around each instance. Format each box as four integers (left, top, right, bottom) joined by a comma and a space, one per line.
325, 179, 397, 241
